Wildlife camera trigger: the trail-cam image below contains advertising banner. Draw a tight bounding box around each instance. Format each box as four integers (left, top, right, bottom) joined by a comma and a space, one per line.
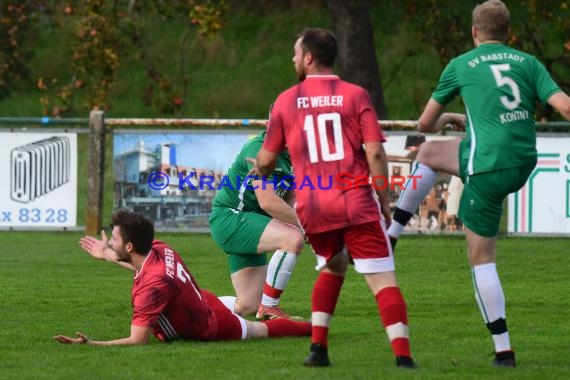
113, 131, 254, 230
0, 133, 77, 228
508, 137, 570, 234
113, 131, 461, 233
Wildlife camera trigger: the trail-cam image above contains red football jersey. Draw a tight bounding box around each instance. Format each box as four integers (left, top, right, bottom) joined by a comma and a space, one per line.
264, 75, 386, 233
131, 241, 218, 341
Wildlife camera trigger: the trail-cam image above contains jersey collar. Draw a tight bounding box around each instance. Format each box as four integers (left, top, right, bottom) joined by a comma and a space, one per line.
134, 250, 154, 279
305, 75, 339, 79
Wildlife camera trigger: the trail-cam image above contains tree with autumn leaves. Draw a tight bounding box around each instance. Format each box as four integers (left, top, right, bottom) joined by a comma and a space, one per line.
0, 2, 34, 101
1, 1, 568, 119
2, 0, 229, 117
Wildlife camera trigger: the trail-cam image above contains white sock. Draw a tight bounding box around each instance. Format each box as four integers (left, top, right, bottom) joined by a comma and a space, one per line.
261, 250, 298, 307
388, 162, 437, 238
218, 296, 237, 312
472, 263, 511, 352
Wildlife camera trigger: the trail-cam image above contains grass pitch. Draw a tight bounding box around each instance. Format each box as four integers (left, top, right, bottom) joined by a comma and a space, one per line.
1, 232, 568, 380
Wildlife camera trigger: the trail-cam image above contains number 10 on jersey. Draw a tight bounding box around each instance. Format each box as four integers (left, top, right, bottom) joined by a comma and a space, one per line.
303, 112, 345, 163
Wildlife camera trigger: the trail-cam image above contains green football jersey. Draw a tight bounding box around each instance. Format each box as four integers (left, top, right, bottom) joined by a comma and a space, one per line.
432, 43, 561, 174
212, 131, 293, 214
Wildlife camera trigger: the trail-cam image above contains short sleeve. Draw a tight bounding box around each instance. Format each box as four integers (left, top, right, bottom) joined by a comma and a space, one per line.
264, 96, 287, 153
432, 61, 460, 105
132, 278, 171, 327
242, 138, 263, 172
359, 90, 385, 143
531, 57, 561, 104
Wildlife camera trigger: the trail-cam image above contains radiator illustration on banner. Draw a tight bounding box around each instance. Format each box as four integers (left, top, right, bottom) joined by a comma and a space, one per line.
10, 136, 71, 203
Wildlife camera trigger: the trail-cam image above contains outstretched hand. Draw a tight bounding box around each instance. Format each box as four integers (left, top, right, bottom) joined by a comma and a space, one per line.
246, 157, 262, 177
79, 230, 109, 260
53, 331, 89, 345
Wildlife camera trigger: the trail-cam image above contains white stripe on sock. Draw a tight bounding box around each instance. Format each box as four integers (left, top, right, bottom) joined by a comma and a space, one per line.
385, 322, 409, 341
311, 311, 332, 327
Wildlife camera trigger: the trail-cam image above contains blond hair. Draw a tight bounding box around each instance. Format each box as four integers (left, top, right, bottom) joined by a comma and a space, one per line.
472, 0, 510, 41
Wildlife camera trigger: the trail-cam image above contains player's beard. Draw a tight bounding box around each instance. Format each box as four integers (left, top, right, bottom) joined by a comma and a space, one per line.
296, 65, 306, 82
114, 247, 131, 262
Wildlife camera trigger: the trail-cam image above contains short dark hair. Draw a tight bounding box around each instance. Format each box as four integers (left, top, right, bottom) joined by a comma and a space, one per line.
111, 210, 155, 255
297, 28, 337, 68
472, 0, 510, 42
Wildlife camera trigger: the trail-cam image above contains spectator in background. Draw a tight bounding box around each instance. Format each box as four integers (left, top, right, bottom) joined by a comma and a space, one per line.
443, 176, 464, 231
404, 135, 426, 161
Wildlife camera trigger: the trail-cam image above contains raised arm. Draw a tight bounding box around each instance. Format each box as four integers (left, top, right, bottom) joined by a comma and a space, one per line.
418, 98, 466, 133
79, 230, 136, 271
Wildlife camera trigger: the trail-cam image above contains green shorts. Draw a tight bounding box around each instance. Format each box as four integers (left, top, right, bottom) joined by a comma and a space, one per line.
209, 207, 270, 273
458, 141, 536, 237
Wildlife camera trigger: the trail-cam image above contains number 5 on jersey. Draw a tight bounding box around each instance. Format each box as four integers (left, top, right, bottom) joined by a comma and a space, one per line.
490, 63, 521, 110
303, 112, 344, 163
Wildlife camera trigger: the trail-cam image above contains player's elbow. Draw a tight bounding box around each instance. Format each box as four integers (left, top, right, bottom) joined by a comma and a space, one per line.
549, 92, 570, 121
368, 150, 385, 164
257, 194, 271, 212
129, 325, 152, 345
417, 118, 433, 133
365, 143, 387, 165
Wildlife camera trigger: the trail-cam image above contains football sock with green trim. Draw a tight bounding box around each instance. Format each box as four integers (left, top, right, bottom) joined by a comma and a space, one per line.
262, 250, 298, 307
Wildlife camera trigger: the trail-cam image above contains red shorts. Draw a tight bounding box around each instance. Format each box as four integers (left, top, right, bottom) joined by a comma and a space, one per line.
307, 221, 394, 274
204, 291, 246, 340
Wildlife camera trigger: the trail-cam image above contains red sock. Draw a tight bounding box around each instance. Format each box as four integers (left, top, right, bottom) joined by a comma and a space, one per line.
375, 286, 411, 357
311, 272, 344, 347
262, 319, 311, 337
263, 283, 283, 299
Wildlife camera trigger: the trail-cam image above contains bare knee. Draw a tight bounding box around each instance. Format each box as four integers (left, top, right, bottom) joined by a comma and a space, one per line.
230, 267, 265, 316
416, 142, 436, 167
234, 298, 260, 316
465, 228, 497, 266
364, 271, 397, 294
281, 227, 304, 253
234, 287, 263, 315
416, 139, 460, 175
